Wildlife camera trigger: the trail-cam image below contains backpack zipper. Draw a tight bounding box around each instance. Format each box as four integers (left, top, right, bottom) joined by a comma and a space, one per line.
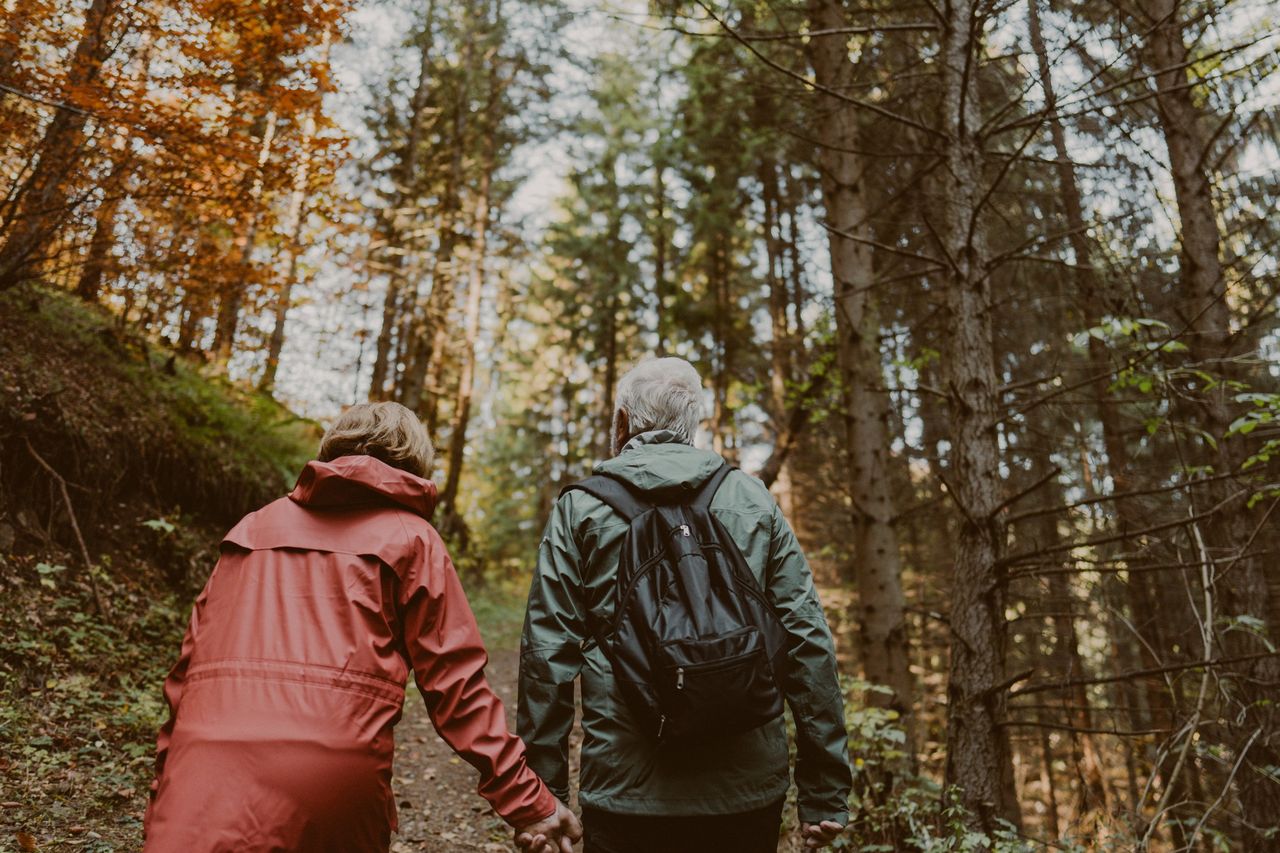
676, 667, 685, 689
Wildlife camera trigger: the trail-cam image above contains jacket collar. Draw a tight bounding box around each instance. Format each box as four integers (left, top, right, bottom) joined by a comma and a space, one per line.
620, 429, 688, 453
288, 455, 437, 519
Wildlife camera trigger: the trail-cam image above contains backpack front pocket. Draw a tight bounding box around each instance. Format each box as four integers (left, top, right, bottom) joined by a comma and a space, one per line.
656, 626, 784, 742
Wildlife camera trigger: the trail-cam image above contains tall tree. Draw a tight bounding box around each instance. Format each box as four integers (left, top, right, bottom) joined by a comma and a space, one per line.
935, 0, 1021, 830
1137, 0, 1280, 842
805, 0, 914, 742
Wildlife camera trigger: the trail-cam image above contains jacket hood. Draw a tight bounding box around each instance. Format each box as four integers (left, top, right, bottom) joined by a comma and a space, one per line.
289, 455, 437, 519
593, 430, 725, 495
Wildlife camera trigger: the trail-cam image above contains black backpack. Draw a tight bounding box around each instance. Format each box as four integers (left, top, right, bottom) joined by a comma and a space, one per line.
560, 463, 789, 744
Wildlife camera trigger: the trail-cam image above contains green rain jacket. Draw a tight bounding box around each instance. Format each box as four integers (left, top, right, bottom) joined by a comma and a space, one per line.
517, 430, 851, 824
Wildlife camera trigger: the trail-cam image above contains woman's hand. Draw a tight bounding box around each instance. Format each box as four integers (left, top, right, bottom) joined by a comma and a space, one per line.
514, 798, 582, 853
801, 820, 845, 849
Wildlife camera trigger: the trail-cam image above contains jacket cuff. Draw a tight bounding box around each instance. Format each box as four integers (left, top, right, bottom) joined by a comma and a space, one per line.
797, 804, 849, 827
499, 782, 558, 828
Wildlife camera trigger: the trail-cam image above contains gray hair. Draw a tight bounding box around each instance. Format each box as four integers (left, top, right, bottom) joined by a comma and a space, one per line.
612, 358, 704, 453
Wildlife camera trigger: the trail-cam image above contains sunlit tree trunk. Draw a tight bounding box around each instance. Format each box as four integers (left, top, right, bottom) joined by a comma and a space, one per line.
806, 0, 914, 746
439, 166, 490, 530
212, 109, 277, 366
260, 31, 330, 394
400, 104, 464, 418
370, 0, 437, 401
440, 29, 503, 526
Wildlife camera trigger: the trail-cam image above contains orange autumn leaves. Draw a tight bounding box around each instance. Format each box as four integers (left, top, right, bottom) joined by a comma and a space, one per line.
0, 0, 352, 353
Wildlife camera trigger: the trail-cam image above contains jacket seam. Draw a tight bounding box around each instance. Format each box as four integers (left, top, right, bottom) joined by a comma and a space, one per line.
185, 668, 404, 704
188, 657, 404, 686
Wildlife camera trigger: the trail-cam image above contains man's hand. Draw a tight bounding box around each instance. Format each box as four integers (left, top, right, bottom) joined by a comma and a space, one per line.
513, 798, 582, 853
801, 820, 844, 849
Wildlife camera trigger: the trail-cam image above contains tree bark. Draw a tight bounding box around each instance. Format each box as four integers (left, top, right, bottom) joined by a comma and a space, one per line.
260, 31, 330, 395
440, 21, 502, 526
399, 97, 465, 417
935, 0, 1021, 831
1141, 1, 1280, 843
439, 160, 491, 530
212, 108, 277, 366
370, 0, 437, 401
806, 0, 914, 745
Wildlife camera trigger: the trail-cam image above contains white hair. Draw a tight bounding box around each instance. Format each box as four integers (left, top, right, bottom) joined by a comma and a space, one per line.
612, 357, 704, 453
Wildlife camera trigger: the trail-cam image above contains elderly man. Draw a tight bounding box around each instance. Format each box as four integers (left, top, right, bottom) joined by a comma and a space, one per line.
517, 358, 851, 853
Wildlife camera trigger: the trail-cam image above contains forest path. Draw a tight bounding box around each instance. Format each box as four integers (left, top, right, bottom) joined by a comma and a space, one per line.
391, 649, 583, 853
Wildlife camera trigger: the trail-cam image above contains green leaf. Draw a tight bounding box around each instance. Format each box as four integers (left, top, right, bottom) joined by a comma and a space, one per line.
142, 518, 177, 534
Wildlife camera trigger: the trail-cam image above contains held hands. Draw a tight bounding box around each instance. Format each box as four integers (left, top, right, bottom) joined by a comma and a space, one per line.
514, 798, 582, 853
801, 820, 845, 850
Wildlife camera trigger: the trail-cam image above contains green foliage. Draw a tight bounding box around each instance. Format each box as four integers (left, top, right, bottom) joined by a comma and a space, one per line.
0, 555, 189, 850
1229, 393, 1280, 505
832, 677, 1129, 851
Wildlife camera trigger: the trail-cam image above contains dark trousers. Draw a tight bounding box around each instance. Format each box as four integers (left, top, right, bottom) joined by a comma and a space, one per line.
582, 800, 785, 853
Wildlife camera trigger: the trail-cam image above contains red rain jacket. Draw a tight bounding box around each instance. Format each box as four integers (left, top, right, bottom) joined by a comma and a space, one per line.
144, 455, 555, 852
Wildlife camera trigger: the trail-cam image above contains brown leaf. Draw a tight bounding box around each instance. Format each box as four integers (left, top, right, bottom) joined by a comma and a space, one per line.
16, 831, 38, 852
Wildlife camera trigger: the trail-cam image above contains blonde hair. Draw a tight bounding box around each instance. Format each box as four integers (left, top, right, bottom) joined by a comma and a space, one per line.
318, 402, 434, 478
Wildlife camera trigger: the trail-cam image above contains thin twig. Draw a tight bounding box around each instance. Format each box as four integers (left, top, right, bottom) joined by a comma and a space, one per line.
1181, 727, 1261, 852
1010, 651, 1280, 697
25, 439, 110, 620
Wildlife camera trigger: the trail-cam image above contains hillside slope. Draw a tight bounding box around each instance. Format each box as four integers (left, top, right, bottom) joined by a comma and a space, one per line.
0, 285, 320, 851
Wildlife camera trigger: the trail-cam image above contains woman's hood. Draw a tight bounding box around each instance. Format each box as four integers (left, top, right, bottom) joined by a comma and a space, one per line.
288, 455, 437, 519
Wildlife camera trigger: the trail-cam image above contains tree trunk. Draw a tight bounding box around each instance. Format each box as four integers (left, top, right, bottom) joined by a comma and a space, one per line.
1142, 1, 1280, 844
261, 31, 329, 395
806, 0, 914, 745
440, 23, 502, 525
439, 164, 491, 529
399, 101, 465, 417
259, 128, 313, 393
0, 0, 119, 289
652, 156, 669, 357
935, 0, 1021, 831
75, 184, 120, 303
212, 108, 277, 366
370, 0, 437, 401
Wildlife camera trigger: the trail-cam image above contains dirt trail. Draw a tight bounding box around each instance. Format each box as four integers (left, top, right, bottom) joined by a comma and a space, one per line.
390, 649, 581, 853
391, 649, 802, 853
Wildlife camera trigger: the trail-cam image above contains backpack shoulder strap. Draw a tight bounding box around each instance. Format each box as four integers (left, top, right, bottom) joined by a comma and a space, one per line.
689, 462, 734, 512
559, 474, 649, 522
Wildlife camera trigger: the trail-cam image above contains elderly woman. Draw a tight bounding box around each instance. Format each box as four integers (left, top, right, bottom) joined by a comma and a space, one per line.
144, 402, 579, 853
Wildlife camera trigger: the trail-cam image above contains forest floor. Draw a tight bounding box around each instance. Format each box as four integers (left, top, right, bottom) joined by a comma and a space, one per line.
389, 648, 579, 853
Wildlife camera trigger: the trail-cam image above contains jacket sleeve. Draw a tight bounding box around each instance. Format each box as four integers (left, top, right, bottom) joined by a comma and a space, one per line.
765, 500, 852, 826
145, 575, 212, 833
516, 495, 586, 804
400, 529, 557, 828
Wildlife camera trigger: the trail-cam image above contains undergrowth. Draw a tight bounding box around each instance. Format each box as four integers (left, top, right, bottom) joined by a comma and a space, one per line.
0, 553, 188, 851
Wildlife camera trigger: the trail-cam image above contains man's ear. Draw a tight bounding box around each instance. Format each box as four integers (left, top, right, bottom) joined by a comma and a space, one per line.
613, 409, 629, 455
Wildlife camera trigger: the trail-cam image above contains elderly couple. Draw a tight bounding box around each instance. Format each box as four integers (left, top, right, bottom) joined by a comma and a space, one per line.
143, 357, 852, 853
